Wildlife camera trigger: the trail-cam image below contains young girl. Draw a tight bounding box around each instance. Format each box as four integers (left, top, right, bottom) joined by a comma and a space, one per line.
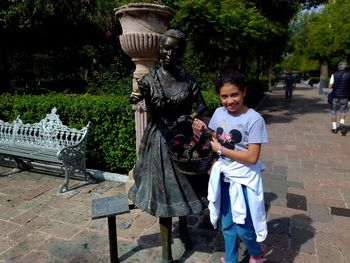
193, 69, 268, 263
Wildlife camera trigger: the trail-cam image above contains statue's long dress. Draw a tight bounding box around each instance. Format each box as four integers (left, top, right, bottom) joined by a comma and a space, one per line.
128, 68, 208, 217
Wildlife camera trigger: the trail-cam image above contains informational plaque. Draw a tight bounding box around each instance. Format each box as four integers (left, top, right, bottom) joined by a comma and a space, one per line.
91, 194, 130, 220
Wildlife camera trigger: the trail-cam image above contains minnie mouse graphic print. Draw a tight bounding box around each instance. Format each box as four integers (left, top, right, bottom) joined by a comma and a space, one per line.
208, 107, 268, 151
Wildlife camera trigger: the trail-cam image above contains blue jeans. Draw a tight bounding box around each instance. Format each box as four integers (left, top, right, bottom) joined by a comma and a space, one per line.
221, 181, 261, 263
285, 87, 293, 101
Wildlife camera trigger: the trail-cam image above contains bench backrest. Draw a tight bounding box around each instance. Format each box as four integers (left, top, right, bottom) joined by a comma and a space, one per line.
0, 108, 90, 150
0, 119, 18, 144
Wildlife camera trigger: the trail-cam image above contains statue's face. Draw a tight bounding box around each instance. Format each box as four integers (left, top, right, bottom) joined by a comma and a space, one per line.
159, 36, 182, 68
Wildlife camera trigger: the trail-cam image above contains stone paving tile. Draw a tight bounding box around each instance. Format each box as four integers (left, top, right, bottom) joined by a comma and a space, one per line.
15, 192, 53, 211
39, 220, 84, 240
0, 220, 21, 238
8, 216, 51, 242
20, 182, 57, 200
332, 214, 350, 234
290, 227, 316, 254
0, 195, 25, 209
0, 231, 48, 262
0, 186, 27, 197
307, 197, 347, 208
0, 205, 24, 220
264, 247, 291, 263
263, 233, 290, 250
36, 237, 89, 261
0, 238, 16, 254
308, 204, 332, 223
316, 245, 344, 263
70, 252, 110, 263
11, 204, 51, 225
116, 210, 158, 240
292, 252, 318, 263
116, 239, 158, 263
15, 250, 52, 263
42, 206, 88, 225
70, 229, 109, 254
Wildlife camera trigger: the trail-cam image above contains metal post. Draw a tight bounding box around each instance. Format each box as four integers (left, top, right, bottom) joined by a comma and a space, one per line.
108, 216, 119, 263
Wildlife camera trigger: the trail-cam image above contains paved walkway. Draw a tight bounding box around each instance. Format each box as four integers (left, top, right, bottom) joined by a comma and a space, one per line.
0, 82, 349, 263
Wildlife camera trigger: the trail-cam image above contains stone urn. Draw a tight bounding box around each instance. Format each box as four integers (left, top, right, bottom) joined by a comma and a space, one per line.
115, 3, 175, 152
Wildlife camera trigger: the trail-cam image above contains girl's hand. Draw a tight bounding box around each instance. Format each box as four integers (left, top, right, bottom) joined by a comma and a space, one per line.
192, 118, 207, 136
210, 136, 222, 153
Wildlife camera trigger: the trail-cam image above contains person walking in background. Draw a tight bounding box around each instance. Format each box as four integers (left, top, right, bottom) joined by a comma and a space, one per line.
328, 61, 350, 135
284, 72, 296, 102
193, 69, 268, 263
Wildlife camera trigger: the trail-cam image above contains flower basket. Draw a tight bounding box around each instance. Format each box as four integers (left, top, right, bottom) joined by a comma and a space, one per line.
171, 154, 214, 176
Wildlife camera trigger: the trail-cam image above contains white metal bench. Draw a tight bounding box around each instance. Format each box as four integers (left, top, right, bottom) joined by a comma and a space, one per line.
0, 107, 91, 193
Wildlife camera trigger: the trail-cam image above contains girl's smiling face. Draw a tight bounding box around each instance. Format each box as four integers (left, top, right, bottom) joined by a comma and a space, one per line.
219, 83, 246, 114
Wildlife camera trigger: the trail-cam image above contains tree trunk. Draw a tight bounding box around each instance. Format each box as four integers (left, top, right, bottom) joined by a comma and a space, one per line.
268, 61, 273, 92
319, 60, 328, 95
256, 54, 261, 80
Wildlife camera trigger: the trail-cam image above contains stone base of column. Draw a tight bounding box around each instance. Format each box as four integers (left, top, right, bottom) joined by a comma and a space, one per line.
125, 168, 135, 206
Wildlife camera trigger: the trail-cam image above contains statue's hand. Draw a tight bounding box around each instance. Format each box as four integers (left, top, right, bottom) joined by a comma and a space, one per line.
129, 92, 143, 104
137, 79, 150, 97
176, 115, 193, 125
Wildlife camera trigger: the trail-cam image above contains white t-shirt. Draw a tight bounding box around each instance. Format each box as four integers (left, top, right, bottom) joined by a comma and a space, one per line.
208, 107, 268, 152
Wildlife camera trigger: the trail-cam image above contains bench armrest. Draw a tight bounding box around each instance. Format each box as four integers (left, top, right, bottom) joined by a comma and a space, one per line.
57, 139, 87, 163
57, 122, 90, 163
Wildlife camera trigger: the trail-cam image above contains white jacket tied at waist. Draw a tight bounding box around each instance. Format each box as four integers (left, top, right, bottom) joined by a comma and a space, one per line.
207, 158, 267, 242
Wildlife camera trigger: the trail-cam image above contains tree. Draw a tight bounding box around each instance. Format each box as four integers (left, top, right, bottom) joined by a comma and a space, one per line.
284, 0, 350, 89
0, 0, 133, 93
171, 0, 315, 86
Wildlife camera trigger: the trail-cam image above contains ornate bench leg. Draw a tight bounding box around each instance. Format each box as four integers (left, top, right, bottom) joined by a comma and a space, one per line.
80, 159, 94, 183
81, 160, 89, 181
59, 164, 73, 194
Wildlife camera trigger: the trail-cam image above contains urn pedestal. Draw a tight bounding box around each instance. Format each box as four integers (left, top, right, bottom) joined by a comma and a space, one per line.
115, 3, 175, 152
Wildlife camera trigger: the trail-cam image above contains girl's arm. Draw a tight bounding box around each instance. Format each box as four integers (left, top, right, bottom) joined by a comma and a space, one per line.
211, 137, 261, 165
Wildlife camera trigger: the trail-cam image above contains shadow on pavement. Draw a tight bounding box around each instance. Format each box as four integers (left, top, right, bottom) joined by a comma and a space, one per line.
264, 214, 315, 263
262, 87, 330, 125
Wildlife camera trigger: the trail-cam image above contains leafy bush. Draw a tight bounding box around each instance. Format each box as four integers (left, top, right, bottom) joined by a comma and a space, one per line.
202, 90, 220, 115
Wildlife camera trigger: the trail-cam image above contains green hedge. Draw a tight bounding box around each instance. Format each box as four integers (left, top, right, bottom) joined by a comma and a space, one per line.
0, 93, 135, 174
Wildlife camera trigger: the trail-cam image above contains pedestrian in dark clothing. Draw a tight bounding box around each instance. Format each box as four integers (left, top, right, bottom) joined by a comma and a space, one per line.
328, 61, 350, 135
284, 72, 296, 102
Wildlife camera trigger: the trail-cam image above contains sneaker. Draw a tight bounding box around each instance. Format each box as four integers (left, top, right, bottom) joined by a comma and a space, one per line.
249, 255, 267, 263
339, 124, 347, 136
331, 128, 338, 134
249, 243, 267, 263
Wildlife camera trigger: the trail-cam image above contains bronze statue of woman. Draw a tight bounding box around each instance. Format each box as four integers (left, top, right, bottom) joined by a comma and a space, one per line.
128, 29, 208, 262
